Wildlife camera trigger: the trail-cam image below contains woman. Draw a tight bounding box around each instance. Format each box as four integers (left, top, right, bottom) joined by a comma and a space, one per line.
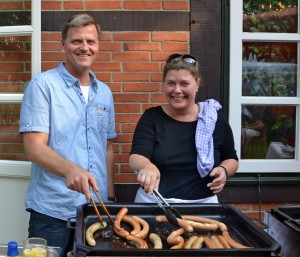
129, 53, 238, 203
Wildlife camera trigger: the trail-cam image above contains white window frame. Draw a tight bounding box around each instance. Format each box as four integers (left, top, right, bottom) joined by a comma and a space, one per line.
0, 0, 41, 177
229, 0, 300, 173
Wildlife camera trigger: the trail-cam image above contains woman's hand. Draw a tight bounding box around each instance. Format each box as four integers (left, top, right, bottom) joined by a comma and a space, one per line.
137, 162, 160, 194
207, 166, 227, 194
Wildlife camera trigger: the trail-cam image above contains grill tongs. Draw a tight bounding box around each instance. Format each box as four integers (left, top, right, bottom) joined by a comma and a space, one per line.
152, 188, 182, 227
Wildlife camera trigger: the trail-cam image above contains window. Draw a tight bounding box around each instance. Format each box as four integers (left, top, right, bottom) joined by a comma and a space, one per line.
0, 0, 41, 176
230, 0, 300, 172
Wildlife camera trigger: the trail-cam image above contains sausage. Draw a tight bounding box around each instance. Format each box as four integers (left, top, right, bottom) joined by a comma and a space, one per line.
182, 215, 227, 231
191, 236, 204, 249
170, 239, 185, 249
155, 215, 193, 232
183, 235, 198, 249
184, 220, 218, 231
217, 235, 231, 249
203, 236, 217, 249
211, 235, 223, 248
222, 230, 251, 248
125, 234, 149, 249
122, 215, 141, 236
86, 221, 107, 247
167, 228, 185, 245
149, 233, 163, 249
113, 207, 130, 238
132, 216, 150, 238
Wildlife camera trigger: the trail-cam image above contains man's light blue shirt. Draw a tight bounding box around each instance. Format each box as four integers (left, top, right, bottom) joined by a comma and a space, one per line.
19, 63, 116, 220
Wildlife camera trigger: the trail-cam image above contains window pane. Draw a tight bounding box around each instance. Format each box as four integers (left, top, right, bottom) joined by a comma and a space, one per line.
241, 105, 296, 159
242, 42, 297, 97
243, 0, 298, 33
0, 36, 31, 93
0, 104, 27, 161
0, 0, 31, 26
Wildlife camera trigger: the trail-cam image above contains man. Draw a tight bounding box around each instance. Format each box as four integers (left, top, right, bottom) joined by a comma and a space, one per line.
19, 14, 116, 257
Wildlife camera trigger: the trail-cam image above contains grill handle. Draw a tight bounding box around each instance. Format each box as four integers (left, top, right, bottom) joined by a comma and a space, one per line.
284, 219, 300, 232
251, 218, 268, 229
67, 217, 77, 229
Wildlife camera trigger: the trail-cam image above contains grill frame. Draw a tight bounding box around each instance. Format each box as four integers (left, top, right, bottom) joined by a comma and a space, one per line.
71, 203, 280, 257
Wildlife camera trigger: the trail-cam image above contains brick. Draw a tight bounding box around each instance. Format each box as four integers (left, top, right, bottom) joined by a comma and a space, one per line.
42, 62, 60, 71
114, 103, 141, 113
113, 93, 149, 103
121, 144, 134, 154
113, 52, 149, 61
42, 42, 62, 51
42, 52, 65, 61
106, 82, 122, 92
124, 1, 161, 10
86, 1, 122, 10
42, 32, 61, 41
114, 32, 150, 41
116, 113, 142, 123
98, 42, 122, 51
123, 82, 160, 92
114, 173, 137, 183
123, 62, 160, 72
0, 63, 24, 72
124, 42, 160, 51
113, 133, 133, 143
162, 42, 189, 52
151, 93, 166, 103
92, 62, 121, 71
42, 1, 62, 10
152, 32, 189, 42
115, 153, 130, 163
162, 1, 189, 10
63, 1, 84, 10
0, 2, 23, 10
113, 72, 149, 82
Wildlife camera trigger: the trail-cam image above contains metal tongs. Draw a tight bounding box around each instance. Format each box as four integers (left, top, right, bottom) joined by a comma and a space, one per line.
152, 188, 182, 227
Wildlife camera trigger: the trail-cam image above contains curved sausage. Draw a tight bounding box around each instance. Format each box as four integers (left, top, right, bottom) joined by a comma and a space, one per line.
86, 221, 107, 247
155, 215, 193, 232
170, 239, 185, 249
132, 216, 150, 238
182, 215, 227, 231
167, 228, 185, 245
203, 236, 217, 249
113, 207, 130, 238
217, 235, 231, 249
211, 235, 223, 248
184, 220, 218, 231
122, 215, 141, 236
126, 234, 149, 249
149, 233, 163, 249
222, 231, 251, 248
191, 236, 204, 249
183, 235, 198, 249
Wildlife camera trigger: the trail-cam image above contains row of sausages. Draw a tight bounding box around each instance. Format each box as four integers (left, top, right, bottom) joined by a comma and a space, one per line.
85, 207, 251, 249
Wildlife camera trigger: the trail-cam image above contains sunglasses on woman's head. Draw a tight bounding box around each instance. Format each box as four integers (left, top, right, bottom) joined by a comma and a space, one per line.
166, 54, 198, 65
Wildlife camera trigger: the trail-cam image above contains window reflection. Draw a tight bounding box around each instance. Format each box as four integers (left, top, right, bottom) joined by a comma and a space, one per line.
241, 105, 296, 159
243, 0, 298, 33
0, 36, 31, 93
0, 0, 31, 26
0, 104, 26, 161
242, 42, 297, 97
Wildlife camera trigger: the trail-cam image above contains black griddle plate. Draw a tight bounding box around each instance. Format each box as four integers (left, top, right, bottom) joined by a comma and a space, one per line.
72, 203, 280, 257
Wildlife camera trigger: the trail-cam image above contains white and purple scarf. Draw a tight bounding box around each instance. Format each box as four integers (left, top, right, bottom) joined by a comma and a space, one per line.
195, 99, 222, 178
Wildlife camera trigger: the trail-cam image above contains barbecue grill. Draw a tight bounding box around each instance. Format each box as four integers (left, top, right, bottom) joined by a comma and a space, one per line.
69, 203, 280, 257
264, 205, 300, 257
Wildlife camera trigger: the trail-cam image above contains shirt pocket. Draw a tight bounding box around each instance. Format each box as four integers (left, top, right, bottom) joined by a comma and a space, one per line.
97, 103, 110, 133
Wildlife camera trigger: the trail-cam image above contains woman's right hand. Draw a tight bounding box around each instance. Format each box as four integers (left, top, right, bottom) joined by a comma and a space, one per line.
137, 162, 160, 194
129, 154, 160, 194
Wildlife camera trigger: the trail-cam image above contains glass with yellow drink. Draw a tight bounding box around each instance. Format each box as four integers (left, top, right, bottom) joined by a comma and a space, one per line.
23, 238, 47, 257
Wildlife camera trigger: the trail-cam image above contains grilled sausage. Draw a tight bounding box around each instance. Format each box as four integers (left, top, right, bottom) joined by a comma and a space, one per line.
113, 207, 130, 238
155, 215, 193, 232
222, 230, 251, 248
149, 233, 163, 249
183, 235, 198, 249
170, 239, 185, 249
217, 235, 231, 248
167, 228, 185, 245
126, 234, 149, 249
191, 236, 204, 249
122, 215, 141, 236
86, 221, 107, 247
182, 215, 227, 231
211, 235, 223, 248
203, 236, 218, 249
184, 220, 218, 231
132, 216, 150, 238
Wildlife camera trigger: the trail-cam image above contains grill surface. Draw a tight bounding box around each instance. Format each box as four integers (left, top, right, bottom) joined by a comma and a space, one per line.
71, 203, 280, 257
